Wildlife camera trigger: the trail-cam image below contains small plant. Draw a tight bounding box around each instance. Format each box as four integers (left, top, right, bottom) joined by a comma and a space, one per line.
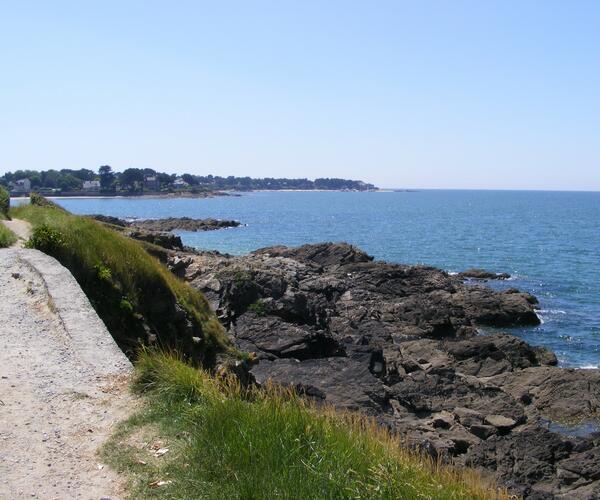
95, 264, 113, 283
119, 298, 134, 314
233, 270, 252, 286
0, 224, 17, 248
25, 224, 65, 252
248, 300, 267, 316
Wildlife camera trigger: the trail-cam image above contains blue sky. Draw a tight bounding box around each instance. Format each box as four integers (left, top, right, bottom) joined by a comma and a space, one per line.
1, 1, 599, 190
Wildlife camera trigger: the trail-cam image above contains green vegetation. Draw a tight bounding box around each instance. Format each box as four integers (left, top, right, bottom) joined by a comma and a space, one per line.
0, 224, 17, 248
12, 198, 232, 363
247, 300, 268, 316
103, 351, 505, 500
1, 166, 376, 194
0, 185, 10, 219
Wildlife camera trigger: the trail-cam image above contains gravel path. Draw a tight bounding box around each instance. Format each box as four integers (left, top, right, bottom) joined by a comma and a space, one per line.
0, 247, 134, 499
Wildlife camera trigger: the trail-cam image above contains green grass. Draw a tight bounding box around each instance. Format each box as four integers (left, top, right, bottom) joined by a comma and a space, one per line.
11, 200, 232, 363
0, 185, 10, 219
0, 223, 17, 248
102, 351, 506, 500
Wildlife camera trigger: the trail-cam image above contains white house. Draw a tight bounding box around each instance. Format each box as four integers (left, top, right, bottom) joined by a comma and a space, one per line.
82, 180, 101, 191
10, 178, 31, 194
173, 177, 189, 188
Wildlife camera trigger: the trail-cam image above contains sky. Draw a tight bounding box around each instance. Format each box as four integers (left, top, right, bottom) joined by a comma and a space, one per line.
1, 1, 599, 190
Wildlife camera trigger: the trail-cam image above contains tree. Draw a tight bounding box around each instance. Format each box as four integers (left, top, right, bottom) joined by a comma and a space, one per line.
120, 168, 145, 190
99, 165, 115, 191
57, 174, 82, 191
181, 174, 197, 185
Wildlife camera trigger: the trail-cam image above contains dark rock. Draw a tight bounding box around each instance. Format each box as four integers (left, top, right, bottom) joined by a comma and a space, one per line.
489, 367, 600, 423
231, 313, 341, 360
458, 268, 511, 280
128, 230, 183, 250
89, 214, 129, 227
251, 355, 387, 414
451, 285, 540, 326
253, 242, 373, 267
131, 217, 241, 232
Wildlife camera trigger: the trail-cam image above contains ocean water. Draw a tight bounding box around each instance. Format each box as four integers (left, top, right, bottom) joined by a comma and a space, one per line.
52, 190, 600, 368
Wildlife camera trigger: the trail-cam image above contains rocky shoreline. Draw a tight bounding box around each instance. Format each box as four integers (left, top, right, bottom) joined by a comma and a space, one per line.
167, 242, 600, 499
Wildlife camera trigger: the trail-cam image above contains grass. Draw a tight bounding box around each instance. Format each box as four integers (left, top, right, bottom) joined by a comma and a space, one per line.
0, 185, 9, 219
0, 223, 17, 248
11, 199, 232, 363
102, 350, 507, 500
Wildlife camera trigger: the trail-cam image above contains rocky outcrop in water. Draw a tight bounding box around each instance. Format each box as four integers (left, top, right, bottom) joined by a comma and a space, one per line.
171, 242, 599, 498
131, 217, 241, 232
90, 215, 241, 251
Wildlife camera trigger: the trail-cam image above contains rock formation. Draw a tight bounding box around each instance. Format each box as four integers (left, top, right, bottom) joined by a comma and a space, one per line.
171, 242, 600, 498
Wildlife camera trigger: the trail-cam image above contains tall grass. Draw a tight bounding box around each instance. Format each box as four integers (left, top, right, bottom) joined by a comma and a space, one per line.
103, 350, 506, 499
0, 223, 17, 248
0, 185, 10, 219
11, 202, 231, 363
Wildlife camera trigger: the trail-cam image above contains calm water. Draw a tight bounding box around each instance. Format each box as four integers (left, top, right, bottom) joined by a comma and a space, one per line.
53, 190, 600, 368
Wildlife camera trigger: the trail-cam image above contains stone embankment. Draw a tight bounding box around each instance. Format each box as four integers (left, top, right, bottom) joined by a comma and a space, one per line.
0, 227, 133, 499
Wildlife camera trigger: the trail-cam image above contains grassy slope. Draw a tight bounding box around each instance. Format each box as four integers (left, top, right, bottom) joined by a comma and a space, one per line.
103, 351, 505, 500
11, 202, 231, 363
0, 223, 17, 247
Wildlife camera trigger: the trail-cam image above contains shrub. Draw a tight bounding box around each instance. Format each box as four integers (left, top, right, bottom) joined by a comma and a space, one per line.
0, 224, 17, 248
0, 186, 9, 219
247, 300, 267, 316
25, 224, 66, 252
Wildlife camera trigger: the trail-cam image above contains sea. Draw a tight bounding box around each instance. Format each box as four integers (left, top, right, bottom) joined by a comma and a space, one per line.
46, 190, 600, 369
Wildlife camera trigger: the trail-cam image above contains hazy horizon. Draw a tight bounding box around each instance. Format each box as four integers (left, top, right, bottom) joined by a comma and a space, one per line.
2, 1, 599, 191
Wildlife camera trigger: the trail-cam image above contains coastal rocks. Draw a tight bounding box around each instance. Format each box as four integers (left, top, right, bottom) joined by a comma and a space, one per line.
488, 367, 600, 423
175, 241, 599, 498
127, 229, 184, 250
130, 217, 241, 232
451, 286, 540, 326
458, 268, 511, 280
89, 214, 241, 250
464, 430, 600, 499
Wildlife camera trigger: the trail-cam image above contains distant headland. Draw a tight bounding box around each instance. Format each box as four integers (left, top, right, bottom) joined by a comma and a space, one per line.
1, 166, 378, 197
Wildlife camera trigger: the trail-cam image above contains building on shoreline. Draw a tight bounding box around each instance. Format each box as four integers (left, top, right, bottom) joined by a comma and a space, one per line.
9, 178, 31, 194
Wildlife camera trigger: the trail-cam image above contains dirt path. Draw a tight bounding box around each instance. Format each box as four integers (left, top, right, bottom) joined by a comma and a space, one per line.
0, 218, 32, 248
0, 247, 134, 499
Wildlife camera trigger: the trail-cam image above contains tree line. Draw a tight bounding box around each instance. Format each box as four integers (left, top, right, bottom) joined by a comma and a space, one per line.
0, 166, 376, 192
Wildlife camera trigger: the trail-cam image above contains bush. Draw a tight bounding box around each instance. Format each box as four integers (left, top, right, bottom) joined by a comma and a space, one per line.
0, 224, 17, 248
25, 224, 66, 253
247, 300, 267, 316
0, 186, 9, 219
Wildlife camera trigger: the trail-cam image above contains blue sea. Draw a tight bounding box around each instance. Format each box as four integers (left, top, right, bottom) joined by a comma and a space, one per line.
52, 190, 600, 369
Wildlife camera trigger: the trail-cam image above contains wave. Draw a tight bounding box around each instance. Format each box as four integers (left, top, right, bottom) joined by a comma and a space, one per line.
580, 364, 599, 370
537, 309, 567, 315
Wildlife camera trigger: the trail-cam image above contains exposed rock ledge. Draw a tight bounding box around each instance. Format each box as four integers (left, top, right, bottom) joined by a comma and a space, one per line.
171, 242, 600, 499
91, 215, 242, 251
91, 214, 241, 232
